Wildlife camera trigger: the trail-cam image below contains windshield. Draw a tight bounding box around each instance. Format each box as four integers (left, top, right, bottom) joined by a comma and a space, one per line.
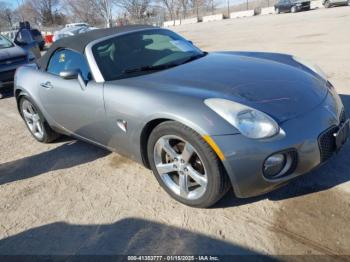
0, 35, 14, 49
92, 29, 204, 81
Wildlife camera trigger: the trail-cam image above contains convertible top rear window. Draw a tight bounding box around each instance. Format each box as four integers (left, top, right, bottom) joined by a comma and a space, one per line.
92, 29, 204, 81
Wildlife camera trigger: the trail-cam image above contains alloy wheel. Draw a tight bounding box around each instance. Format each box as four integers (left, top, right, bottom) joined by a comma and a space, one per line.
153, 135, 208, 200
22, 100, 44, 140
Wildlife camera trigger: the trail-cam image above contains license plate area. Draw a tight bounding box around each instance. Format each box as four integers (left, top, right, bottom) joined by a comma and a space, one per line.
334, 119, 350, 151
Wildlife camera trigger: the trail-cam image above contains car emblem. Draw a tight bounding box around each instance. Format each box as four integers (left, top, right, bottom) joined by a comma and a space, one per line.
5, 60, 12, 65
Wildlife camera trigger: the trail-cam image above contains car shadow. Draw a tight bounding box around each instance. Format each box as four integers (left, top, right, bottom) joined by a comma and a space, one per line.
0, 218, 266, 257
216, 94, 350, 208
0, 140, 109, 186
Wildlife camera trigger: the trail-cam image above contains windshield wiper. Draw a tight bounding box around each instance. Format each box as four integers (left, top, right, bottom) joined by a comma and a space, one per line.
177, 52, 207, 65
122, 52, 207, 76
123, 63, 179, 74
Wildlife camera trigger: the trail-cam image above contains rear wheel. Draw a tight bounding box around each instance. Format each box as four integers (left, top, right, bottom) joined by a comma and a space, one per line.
324, 0, 331, 8
275, 7, 280, 14
147, 121, 230, 208
20, 97, 60, 143
291, 5, 297, 12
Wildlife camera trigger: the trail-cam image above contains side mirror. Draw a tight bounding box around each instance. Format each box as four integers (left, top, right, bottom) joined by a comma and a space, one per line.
59, 69, 80, 80
60, 69, 87, 90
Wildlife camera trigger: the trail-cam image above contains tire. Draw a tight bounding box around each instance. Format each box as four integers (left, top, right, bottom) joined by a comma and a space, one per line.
347, 0, 350, 6
147, 121, 230, 208
275, 7, 280, 14
291, 6, 297, 12
324, 1, 331, 8
19, 96, 60, 143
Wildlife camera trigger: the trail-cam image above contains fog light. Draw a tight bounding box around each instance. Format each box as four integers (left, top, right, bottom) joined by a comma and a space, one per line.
263, 153, 286, 178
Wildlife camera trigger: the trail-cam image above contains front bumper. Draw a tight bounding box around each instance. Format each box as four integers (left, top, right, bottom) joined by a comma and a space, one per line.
213, 90, 348, 198
0, 59, 30, 89
0, 69, 15, 89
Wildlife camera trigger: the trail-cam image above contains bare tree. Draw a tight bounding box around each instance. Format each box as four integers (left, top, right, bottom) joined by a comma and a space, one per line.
189, 0, 215, 17
160, 0, 177, 20
160, 0, 215, 21
13, 0, 64, 27
117, 0, 152, 23
0, 1, 14, 30
179, 0, 189, 18
88, 0, 114, 28
27, 0, 60, 26
62, 0, 104, 26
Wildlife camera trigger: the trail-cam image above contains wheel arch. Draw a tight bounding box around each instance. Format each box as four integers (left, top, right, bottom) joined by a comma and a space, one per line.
140, 118, 170, 168
15, 89, 30, 117
138, 115, 226, 170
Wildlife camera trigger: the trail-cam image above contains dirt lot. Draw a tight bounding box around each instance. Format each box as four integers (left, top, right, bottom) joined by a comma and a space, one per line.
1, 7, 350, 256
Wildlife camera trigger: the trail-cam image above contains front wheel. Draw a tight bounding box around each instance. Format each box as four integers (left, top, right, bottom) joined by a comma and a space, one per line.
275, 7, 280, 14
291, 6, 297, 12
20, 97, 60, 143
147, 121, 230, 208
324, 1, 331, 8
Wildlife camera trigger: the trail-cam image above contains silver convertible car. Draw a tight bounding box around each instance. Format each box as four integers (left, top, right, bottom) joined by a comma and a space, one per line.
14, 25, 349, 207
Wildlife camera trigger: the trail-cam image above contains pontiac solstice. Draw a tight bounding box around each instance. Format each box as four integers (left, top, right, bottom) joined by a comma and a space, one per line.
14, 25, 349, 207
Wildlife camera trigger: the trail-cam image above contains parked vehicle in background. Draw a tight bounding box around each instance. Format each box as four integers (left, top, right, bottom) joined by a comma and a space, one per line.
323, 0, 350, 8
275, 0, 311, 13
65, 22, 90, 28
53, 25, 97, 42
0, 34, 40, 97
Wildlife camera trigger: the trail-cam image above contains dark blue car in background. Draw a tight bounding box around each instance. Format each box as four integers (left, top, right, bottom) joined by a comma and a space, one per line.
0, 29, 41, 98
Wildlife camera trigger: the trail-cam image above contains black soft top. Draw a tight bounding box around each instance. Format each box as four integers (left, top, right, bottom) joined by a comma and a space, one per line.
37, 25, 155, 69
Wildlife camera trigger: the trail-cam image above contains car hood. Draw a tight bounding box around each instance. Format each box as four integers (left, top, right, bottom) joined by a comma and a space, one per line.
0, 45, 27, 61
126, 52, 328, 123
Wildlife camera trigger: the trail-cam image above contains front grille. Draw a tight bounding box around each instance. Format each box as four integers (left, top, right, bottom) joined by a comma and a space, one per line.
318, 108, 348, 163
318, 126, 338, 163
0, 69, 16, 82
0, 56, 27, 66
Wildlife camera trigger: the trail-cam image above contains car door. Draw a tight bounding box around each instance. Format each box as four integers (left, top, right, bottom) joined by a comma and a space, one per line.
38, 49, 108, 145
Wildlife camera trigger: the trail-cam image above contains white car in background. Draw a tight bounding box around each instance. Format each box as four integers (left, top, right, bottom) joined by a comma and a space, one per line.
65, 22, 90, 28
52, 25, 97, 42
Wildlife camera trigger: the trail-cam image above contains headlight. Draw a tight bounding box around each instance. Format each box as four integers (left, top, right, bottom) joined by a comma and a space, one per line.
293, 56, 327, 80
204, 98, 280, 139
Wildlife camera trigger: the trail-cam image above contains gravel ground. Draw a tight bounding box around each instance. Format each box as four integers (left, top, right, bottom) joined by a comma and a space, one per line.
0, 7, 350, 256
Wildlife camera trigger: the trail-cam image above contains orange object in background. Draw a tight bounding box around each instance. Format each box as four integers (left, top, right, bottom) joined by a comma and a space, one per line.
45, 35, 53, 44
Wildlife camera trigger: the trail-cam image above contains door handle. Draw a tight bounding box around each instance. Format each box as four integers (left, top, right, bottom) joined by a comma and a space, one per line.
40, 81, 53, 89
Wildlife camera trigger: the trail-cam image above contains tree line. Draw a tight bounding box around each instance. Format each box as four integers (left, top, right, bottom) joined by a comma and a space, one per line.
0, 0, 222, 30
